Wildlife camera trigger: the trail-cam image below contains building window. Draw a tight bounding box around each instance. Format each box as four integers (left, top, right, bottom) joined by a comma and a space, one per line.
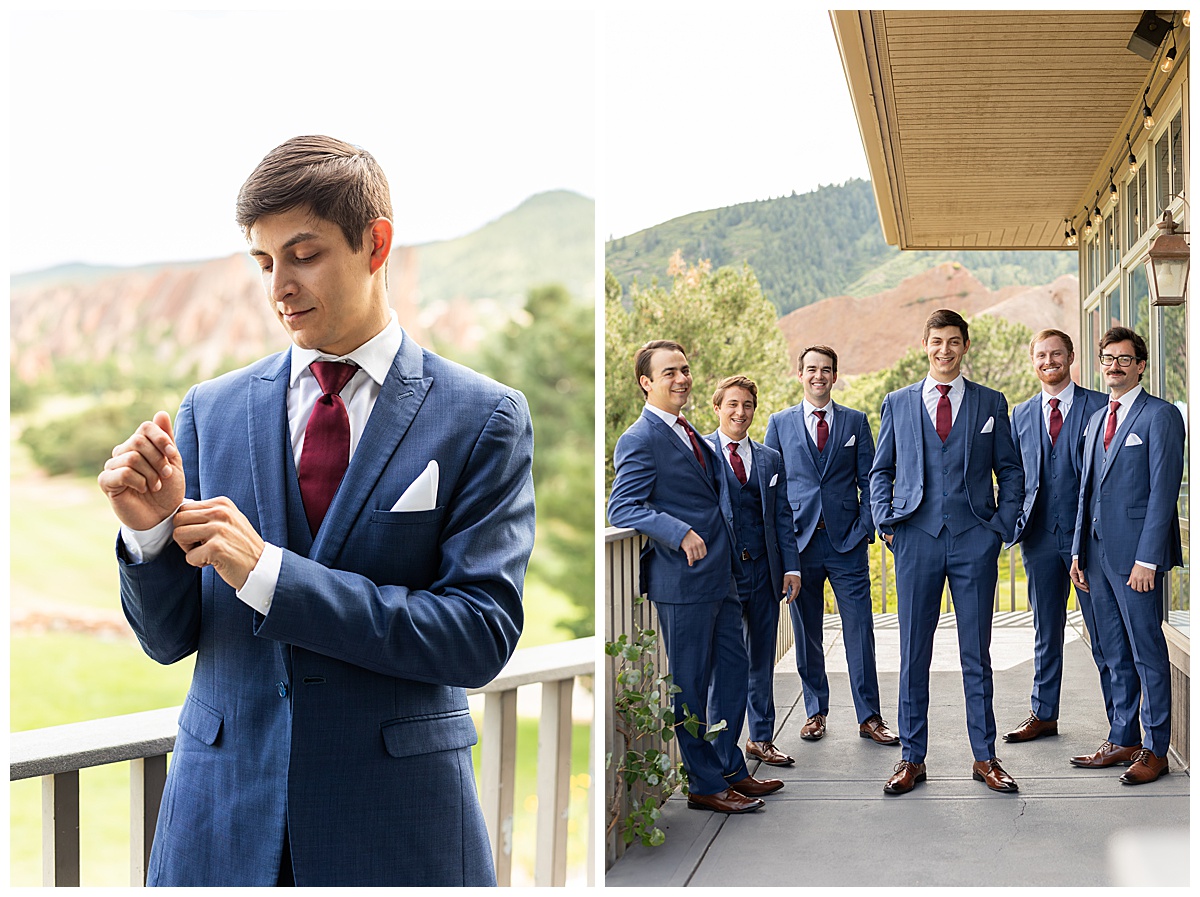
1154, 109, 1185, 216
1128, 263, 1149, 337
1126, 161, 1149, 252
1155, 302, 1188, 634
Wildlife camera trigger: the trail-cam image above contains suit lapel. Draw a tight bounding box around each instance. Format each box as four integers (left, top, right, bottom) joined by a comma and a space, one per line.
1024, 399, 1044, 471
647, 409, 717, 495
310, 333, 433, 565
907, 382, 926, 458
791, 407, 822, 473
1099, 390, 1147, 486
247, 351, 293, 550
821, 402, 846, 479
961, 380, 979, 474
752, 441, 771, 519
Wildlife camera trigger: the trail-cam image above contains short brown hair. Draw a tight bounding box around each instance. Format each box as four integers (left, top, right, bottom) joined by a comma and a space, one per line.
236, 135, 393, 252
712, 375, 758, 408
797, 345, 838, 374
634, 340, 687, 397
1099, 326, 1148, 380
923, 308, 970, 342
1029, 328, 1074, 355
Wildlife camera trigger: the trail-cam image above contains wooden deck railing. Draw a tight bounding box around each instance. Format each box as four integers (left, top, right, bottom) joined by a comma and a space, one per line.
10, 637, 595, 888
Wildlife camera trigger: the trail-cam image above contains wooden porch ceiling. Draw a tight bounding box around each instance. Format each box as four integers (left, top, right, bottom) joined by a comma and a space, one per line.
832, 9, 1164, 250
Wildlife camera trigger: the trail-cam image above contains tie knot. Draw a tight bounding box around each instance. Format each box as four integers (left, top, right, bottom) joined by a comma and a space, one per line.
813, 409, 825, 420
676, 415, 691, 431
1110, 400, 1121, 413
728, 441, 739, 453
311, 361, 357, 397
1048, 397, 1059, 409
937, 384, 951, 397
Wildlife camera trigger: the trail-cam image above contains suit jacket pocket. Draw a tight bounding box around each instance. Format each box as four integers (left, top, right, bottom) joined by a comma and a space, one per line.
370, 507, 446, 526
380, 709, 478, 758
1126, 506, 1148, 519
177, 695, 223, 746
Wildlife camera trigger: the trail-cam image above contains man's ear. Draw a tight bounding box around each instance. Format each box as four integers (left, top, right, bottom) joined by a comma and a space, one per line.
367, 218, 393, 274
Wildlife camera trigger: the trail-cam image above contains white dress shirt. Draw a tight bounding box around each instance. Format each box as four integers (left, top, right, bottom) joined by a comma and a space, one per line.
802, 399, 834, 446
121, 312, 404, 614
1041, 380, 1076, 435
922, 374, 965, 427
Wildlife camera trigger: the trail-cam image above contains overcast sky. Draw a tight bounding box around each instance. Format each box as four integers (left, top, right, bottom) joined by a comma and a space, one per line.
8, 8, 595, 272
602, 6, 870, 240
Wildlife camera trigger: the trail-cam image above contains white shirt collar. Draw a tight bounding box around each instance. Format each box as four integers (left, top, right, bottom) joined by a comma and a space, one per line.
716, 429, 748, 451
803, 398, 833, 419
1111, 384, 1143, 409
1042, 380, 1076, 407
645, 402, 685, 428
923, 373, 964, 395
289, 310, 402, 388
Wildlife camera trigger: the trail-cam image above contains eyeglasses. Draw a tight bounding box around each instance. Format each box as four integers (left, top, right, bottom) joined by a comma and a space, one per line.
1098, 353, 1138, 368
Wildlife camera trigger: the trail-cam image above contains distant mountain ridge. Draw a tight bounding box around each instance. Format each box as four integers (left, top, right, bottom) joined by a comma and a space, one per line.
11, 190, 594, 383
605, 179, 1078, 316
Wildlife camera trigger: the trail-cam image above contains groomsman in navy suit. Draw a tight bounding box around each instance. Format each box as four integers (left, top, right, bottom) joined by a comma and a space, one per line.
764, 346, 899, 747
1070, 326, 1184, 785
1004, 329, 1108, 744
609, 341, 783, 813
704, 376, 802, 767
870, 309, 1023, 795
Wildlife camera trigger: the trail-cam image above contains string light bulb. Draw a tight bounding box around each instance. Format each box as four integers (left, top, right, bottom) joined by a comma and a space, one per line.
1069, 220, 1078, 245
1162, 29, 1177, 73
1184, 11, 1190, 28
1083, 208, 1094, 240
1092, 192, 1102, 227
1109, 168, 1118, 205
1127, 133, 1138, 175
1143, 88, 1155, 130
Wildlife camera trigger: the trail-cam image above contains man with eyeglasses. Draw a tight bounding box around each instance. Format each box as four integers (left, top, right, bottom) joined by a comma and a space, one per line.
1069, 326, 1184, 785
1003, 329, 1107, 746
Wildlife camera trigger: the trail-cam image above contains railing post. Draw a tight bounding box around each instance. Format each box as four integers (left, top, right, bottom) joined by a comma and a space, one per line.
881, 542, 888, 613
481, 689, 518, 885
42, 770, 80, 886
130, 754, 167, 885
587, 688, 596, 887
535, 679, 573, 886
1009, 546, 1017, 611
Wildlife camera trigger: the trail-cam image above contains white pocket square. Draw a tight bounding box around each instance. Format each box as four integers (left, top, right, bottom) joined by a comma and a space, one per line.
769, 473, 779, 487
844, 434, 856, 447
1125, 433, 1144, 446
980, 416, 994, 434
391, 460, 439, 511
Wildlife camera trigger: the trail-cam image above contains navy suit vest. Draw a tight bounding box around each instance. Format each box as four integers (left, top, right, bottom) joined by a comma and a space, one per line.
723, 454, 767, 559
1027, 419, 1079, 535
908, 409, 977, 537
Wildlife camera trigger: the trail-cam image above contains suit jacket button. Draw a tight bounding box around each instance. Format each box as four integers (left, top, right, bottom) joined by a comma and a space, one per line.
277, 681, 288, 698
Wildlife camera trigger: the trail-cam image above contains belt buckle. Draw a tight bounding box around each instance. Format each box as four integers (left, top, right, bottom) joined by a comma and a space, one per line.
741, 549, 751, 561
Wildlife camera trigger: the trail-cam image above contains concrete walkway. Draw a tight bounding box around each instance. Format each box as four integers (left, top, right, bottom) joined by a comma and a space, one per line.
605, 611, 1190, 887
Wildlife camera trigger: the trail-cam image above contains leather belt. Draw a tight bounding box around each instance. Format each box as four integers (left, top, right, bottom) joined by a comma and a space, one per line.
741, 549, 751, 561
815, 518, 826, 530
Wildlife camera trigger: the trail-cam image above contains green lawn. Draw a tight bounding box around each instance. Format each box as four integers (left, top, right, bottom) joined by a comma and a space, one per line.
10, 460, 593, 885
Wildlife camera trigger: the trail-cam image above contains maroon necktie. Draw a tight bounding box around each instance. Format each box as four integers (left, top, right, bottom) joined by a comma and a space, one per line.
727, 442, 747, 485
814, 409, 829, 452
1103, 399, 1120, 451
298, 361, 358, 535
1047, 397, 1063, 446
935, 384, 952, 442
677, 416, 706, 470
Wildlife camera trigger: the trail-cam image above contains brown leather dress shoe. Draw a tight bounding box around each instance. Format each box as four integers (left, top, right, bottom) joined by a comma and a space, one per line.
686, 788, 765, 813
746, 740, 795, 766
1069, 741, 1140, 768
1119, 749, 1169, 785
972, 758, 1018, 792
1002, 713, 1059, 743
800, 714, 826, 740
883, 760, 926, 794
728, 773, 784, 797
859, 714, 900, 745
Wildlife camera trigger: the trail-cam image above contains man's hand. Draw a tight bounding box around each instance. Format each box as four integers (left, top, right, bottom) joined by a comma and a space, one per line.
98, 411, 186, 531
1069, 558, 1089, 593
882, 532, 894, 547
1127, 565, 1156, 593
680, 529, 707, 566
781, 573, 801, 604
173, 498, 265, 591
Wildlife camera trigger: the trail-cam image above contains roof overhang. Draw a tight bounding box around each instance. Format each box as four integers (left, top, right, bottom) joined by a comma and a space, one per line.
831, 9, 1172, 250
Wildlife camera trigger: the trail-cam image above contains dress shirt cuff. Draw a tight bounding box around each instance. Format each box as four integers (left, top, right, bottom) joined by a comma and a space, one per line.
1134, 561, 1157, 572
119, 512, 179, 564
236, 542, 282, 615
784, 570, 801, 578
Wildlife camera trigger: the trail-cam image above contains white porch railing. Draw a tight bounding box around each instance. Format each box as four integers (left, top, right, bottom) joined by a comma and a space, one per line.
10, 636, 595, 888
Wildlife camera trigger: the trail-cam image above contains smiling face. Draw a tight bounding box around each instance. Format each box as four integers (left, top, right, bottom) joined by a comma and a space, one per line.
249, 205, 392, 357
799, 350, 837, 407
640, 347, 692, 414
1100, 337, 1146, 398
1031, 334, 1073, 390
923, 325, 969, 382
715, 386, 756, 442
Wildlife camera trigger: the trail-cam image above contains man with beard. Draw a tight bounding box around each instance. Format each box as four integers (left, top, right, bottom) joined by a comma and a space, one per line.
1003, 330, 1107, 745
1070, 326, 1184, 784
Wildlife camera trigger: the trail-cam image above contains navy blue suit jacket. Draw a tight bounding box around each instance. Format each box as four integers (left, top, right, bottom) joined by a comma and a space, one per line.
119, 335, 535, 886
1072, 388, 1184, 574
869, 379, 1023, 539
1010, 383, 1107, 544
704, 432, 802, 590
608, 407, 736, 604
764, 402, 875, 554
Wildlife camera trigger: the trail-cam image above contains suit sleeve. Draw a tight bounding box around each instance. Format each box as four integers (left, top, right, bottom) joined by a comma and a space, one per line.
855, 413, 876, 542
990, 394, 1024, 541
255, 390, 535, 689
1009, 405, 1025, 544
869, 394, 897, 537
118, 387, 204, 665
607, 426, 692, 550
1135, 402, 1185, 568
